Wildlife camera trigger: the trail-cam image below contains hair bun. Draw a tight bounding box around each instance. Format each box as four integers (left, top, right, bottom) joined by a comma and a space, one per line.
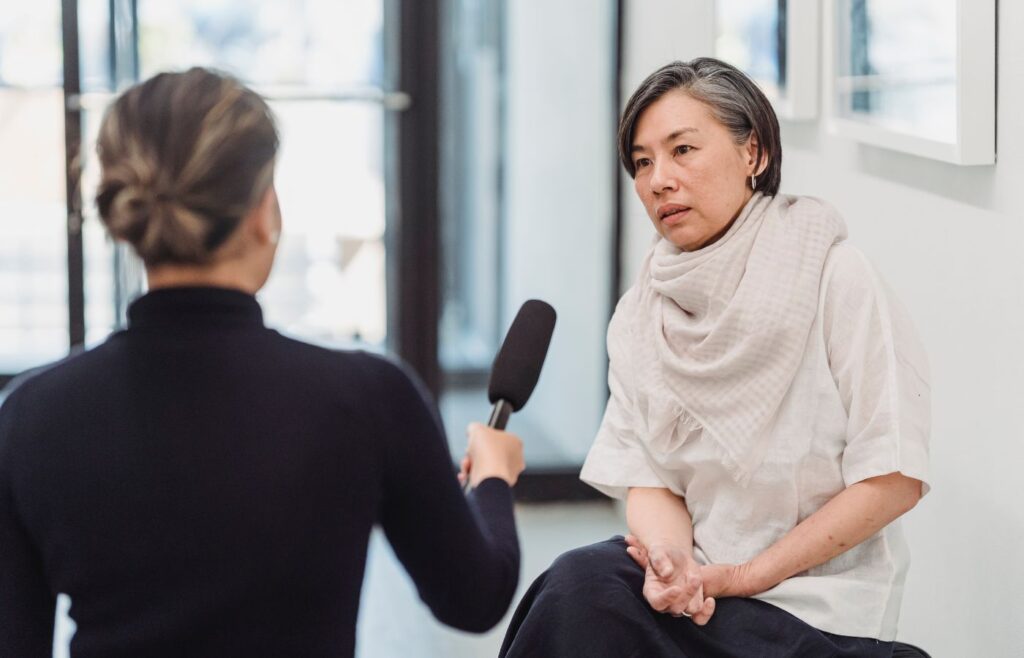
95, 68, 278, 266
99, 179, 153, 237
100, 178, 208, 264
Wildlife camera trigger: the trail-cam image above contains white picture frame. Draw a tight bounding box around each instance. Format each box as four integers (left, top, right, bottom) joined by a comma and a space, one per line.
714, 0, 819, 121
823, 0, 996, 165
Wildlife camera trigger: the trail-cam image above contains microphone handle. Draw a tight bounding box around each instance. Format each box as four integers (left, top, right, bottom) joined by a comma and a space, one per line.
464, 399, 513, 493
487, 399, 513, 430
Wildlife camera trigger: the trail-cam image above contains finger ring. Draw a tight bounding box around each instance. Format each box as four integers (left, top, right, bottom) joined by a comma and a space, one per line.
671, 611, 692, 618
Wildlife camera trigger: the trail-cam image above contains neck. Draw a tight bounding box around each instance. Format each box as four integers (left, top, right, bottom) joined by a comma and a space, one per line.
146, 262, 260, 295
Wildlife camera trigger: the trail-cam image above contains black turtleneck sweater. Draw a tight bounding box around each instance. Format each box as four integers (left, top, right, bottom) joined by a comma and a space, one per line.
0, 287, 519, 657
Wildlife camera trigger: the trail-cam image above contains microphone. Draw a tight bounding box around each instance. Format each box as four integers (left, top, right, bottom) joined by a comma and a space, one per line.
486, 299, 557, 430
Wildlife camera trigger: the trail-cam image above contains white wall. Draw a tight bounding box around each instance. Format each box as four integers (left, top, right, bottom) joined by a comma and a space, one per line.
622, 1, 1023, 655
620, 1, 715, 286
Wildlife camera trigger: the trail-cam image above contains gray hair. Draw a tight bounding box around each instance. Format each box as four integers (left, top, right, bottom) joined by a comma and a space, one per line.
618, 58, 782, 196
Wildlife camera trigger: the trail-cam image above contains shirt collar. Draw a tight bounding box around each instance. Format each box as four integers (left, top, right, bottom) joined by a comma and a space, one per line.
127, 286, 264, 330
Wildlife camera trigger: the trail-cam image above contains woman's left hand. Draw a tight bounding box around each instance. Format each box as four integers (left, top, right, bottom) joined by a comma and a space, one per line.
625, 535, 716, 624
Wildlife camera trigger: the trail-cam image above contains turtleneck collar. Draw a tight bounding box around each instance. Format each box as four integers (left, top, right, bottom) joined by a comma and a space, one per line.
127, 286, 264, 330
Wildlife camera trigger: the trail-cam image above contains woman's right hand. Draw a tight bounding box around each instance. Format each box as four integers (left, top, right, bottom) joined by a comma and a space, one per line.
458, 423, 525, 488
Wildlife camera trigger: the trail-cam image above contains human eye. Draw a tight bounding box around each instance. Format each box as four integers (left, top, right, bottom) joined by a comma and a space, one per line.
634, 157, 652, 170
674, 144, 693, 155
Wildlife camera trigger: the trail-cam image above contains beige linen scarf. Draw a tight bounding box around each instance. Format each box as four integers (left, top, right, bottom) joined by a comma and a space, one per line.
610, 192, 848, 483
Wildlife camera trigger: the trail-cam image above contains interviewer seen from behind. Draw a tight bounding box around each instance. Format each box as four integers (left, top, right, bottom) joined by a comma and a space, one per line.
0, 67, 524, 657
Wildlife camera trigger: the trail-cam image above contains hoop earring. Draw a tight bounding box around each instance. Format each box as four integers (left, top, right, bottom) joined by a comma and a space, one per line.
751, 174, 757, 190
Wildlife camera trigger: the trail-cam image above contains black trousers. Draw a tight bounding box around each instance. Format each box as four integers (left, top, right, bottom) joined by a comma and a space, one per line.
500, 537, 894, 658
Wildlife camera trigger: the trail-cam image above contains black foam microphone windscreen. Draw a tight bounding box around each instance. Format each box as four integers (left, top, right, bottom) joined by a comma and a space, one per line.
487, 300, 557, 413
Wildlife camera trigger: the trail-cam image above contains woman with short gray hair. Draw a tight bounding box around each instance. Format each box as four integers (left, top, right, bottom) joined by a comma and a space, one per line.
500, 58, 930, 657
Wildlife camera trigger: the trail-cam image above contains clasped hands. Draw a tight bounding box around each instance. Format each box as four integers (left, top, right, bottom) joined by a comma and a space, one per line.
624, 534, 759, 625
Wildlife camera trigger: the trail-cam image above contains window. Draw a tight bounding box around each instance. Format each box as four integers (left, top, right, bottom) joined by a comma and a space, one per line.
0, 4, 69, 374
439, 0, 619, 475
135, 0, 390, 349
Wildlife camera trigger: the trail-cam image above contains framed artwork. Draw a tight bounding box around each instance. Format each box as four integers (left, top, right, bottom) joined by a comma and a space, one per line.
714, 0, 819, 120
824, 0, 996, 165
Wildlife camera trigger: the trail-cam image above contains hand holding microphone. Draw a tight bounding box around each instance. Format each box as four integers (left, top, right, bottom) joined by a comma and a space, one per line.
459, 423, 525, 488
459, 300, 557, 490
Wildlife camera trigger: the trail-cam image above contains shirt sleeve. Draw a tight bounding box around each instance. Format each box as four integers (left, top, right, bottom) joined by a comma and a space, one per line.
357, 353, 519, 633
0, 388, 57, 656
822, 245, 931, 494
580, 288, 668, 499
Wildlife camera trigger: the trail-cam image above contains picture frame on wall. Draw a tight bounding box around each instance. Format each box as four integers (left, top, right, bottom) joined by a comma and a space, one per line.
714, 0, 819, 120
824, 0, 996, 165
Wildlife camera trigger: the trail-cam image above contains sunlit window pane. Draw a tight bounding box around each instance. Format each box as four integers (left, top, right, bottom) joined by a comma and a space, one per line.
82, 101, 122, 347
261, 101, 386, 347
138, 0, 383, 89
439, 0, 502, 372
0, 4, 68, 374
134, 0, 387, 348
715, 0, 784, 99
438, 0, 617, 468
836, 0, 957, 143
0, 5, 63, 87
79, 0, 113, 93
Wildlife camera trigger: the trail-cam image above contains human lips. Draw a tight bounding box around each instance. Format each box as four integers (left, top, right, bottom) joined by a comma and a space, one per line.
656, 203, 691, 226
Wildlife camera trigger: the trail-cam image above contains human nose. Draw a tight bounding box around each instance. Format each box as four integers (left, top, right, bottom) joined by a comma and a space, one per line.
648, 158, 678, 194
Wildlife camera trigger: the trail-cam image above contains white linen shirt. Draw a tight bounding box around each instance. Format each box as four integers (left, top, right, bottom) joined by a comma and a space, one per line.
580, 243, 931, 641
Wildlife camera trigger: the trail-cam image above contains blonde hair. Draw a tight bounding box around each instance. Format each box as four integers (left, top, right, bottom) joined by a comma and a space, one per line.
95, 68, 279, 266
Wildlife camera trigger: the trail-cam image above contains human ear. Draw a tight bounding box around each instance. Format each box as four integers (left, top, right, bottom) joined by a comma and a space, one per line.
744, 132, 769, 177
246, 185, 280, 246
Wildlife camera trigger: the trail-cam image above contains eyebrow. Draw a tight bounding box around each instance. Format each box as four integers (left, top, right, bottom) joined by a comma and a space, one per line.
631, 127, 699, 153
